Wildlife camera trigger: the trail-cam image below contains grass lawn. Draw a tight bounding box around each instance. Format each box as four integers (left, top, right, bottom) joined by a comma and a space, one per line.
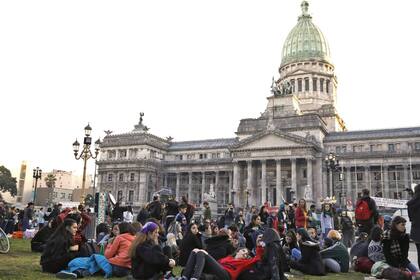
0, 239, 366, 280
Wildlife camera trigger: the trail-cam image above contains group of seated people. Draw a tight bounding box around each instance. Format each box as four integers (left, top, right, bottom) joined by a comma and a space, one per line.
351, 216, 419, 280
30, 202, 418, 280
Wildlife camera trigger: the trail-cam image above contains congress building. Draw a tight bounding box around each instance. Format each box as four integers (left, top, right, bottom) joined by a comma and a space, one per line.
97, 1, 420, 211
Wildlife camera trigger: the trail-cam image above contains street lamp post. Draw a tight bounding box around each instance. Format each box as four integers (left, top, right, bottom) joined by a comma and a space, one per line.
324, 152, 340, 199
32, 167, 42, 204
73, 124, 101, 204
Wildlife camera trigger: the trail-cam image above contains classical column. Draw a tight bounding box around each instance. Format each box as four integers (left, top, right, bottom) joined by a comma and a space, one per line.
346, 166, 352, 201
201, 172, 206, 204
247, 161, 252, 208
291, 158, 297, 201
403, 164, 409, 191
313, 158, 323, 207
228, 171, 233, 204
163, 173, 167, 187
188, 172, 193, 202
384, 165, 389, 198
233, 162, 240, 207
176, 173, 180, 201
276, 159, 282, 206
215, 171, 219, 204
261, 160, 267, 205
307, 158, 313, 202
364, 166, 371, 194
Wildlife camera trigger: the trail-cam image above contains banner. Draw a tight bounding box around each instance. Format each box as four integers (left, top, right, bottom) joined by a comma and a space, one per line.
371, 196, 408, 209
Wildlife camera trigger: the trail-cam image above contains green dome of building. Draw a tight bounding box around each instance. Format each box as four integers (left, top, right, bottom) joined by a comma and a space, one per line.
281, 1, 331, 67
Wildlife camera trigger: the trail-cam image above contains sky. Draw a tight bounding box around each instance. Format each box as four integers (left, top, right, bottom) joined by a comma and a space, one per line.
1, 0, 419, 176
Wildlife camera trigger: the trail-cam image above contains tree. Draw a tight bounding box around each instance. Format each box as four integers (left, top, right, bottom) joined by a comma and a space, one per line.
44, 174, 57, 188
0, 166, 17, 197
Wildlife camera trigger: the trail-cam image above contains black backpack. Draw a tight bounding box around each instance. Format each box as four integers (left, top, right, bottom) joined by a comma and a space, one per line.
341, 216, 353, 230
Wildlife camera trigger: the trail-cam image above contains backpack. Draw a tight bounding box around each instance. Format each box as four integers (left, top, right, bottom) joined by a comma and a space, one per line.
355, 200, 372, 221
341, 216, 353, 230
354, 256, 374, 273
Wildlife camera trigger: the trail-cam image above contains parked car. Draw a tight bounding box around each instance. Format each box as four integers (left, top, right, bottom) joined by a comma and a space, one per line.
392, 208, 411, 234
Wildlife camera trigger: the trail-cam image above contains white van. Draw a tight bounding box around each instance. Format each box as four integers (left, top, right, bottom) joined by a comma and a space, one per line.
392, 208, 411, 234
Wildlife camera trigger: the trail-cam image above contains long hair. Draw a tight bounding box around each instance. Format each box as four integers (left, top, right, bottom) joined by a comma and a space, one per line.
285, 230, 298, 248
96, 223, 110, 236
119, 222, 136, 235
129, 232, 148, 259
370, 225, 383, 242
44, 218, 77, 258
250, 214, 260, 227
298, 199, 307, 212
296, 228, 311, 243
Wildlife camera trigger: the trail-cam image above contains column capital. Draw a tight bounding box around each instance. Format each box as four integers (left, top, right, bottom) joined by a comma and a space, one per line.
246, 160, 252, 165
260, 159, 267, 164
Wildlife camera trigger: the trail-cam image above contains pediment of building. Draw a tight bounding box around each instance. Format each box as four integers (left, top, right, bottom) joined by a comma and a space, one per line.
230, 130, 320, 151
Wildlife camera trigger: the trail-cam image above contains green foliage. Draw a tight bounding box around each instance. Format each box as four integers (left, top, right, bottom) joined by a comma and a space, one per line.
0, 165, 17, 197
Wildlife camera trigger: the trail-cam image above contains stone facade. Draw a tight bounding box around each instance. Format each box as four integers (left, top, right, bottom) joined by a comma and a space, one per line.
96, 2, 420, 211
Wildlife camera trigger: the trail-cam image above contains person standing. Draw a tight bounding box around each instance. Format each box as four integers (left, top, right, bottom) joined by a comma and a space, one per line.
320, 202, 334, 240
37, 207, 45, 229
355, 188, 378, 236
202, 201, 212, 222
295, 199, 308, 229
123, 206, 134, 223
147, 195, 162, 221
407, 183, 420, 269
245, 206, 257, 226
182, 196, 195, 224
22, 202, 34, 231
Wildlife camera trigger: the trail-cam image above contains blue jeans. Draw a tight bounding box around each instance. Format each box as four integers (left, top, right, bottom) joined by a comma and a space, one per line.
407, 262, 419, 273
112, 264, 130, 277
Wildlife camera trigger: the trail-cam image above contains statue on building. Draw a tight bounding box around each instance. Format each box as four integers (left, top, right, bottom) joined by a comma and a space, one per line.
104, 130, 113, 136
139, 112, 144, 125
271, 77, 293, 97
271, 77, 281, 96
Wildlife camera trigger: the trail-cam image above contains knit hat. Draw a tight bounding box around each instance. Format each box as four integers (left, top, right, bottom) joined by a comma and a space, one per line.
392, 216, 406, 226
141, 222, 158, 234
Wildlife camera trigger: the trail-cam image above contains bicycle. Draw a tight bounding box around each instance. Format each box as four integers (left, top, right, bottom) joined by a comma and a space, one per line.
0, 227, 10, 253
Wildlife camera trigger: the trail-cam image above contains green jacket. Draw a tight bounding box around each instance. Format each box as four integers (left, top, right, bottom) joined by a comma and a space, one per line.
320, 241, 350, 272
203, 207, 211, 220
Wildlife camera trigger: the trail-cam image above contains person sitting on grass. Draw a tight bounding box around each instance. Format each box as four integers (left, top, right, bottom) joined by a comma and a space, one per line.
282, 230, 300, 261
178, 223, 203, 266
368, 225, 385, 263
289, 228, 325, 276
130, 222, 176, 280
180, 236, 265, 280
104, 222, 136, 277
320, 230, 350, 273
31, 218, 58, 253
40, 218, 79, 274
383, 216, 418, 273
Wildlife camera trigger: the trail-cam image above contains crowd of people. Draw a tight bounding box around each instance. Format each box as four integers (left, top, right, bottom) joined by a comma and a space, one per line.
0, 186, 420, 280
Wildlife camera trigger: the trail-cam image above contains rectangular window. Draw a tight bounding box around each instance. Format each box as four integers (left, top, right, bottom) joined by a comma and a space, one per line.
108, 174, 113, 182
297, 79, 302, 92
326, 80, 330, 93
130, 173, 135, 181
415, 142, 420, 150
356, 172, 363, 181
393, 172, 401, 180
388, 144, 395, 152
117, 191, 123, 202
342, 145, 347, 153
68, 194, 72, 200
304, 78, 309, 91
199, 153, 207, 159
312, 78, 317, 91
128, 190, 134, 202
303, 169, 307, 179
373, 172, 381, 180
320, 79, 324, 92
119, 150, 127, 158
175, 155, 183, 160
413, 171, 420, 180
60, 193, 66, 199
119, 173, 124, 182
291, 80, 295, 92
370, 145, 375, 152
394, 192, 402, 199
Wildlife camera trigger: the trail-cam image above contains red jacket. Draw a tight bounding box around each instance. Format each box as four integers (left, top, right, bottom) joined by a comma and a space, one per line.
105, 233, 135, 268
295, 207, 307, 229
218, 246, 264, 280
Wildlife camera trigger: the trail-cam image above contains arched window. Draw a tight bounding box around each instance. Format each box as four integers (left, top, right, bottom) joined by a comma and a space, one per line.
297, 79, 302, 92
320, 78, 324, 92
304, 78, 309, 91
312, 78, 317, 91
290, 79, 295, 92
326, 80, 330, 93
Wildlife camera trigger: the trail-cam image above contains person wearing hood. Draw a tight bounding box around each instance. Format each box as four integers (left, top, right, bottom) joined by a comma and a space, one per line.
205, 228, 235, 261
289, 228, 325, 276
105, 222, 136, 277
407, 183, 420, 269
178, 223, 203, 266
260, 228, 289, 279
319, 230, 350, 273
382, 216, 418, 272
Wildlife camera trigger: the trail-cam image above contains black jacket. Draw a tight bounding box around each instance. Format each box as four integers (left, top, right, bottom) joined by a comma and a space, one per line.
40, 232, 78, 273
136, 208, 150, 225
147, 201, 162, 220
179, 232, 203, 266
290, 240, 325, 276
382, 230, 410, 268
261, 228, 288, 279
165, 200, 179, 217
31, 225, 55, 252
407, 195, 420, 243
243, 224, 264, 251
131, 240, 171, 279
205, 235, 235, 261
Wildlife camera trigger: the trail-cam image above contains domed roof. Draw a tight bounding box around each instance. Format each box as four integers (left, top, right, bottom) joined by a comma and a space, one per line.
281, 1, 331, 67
